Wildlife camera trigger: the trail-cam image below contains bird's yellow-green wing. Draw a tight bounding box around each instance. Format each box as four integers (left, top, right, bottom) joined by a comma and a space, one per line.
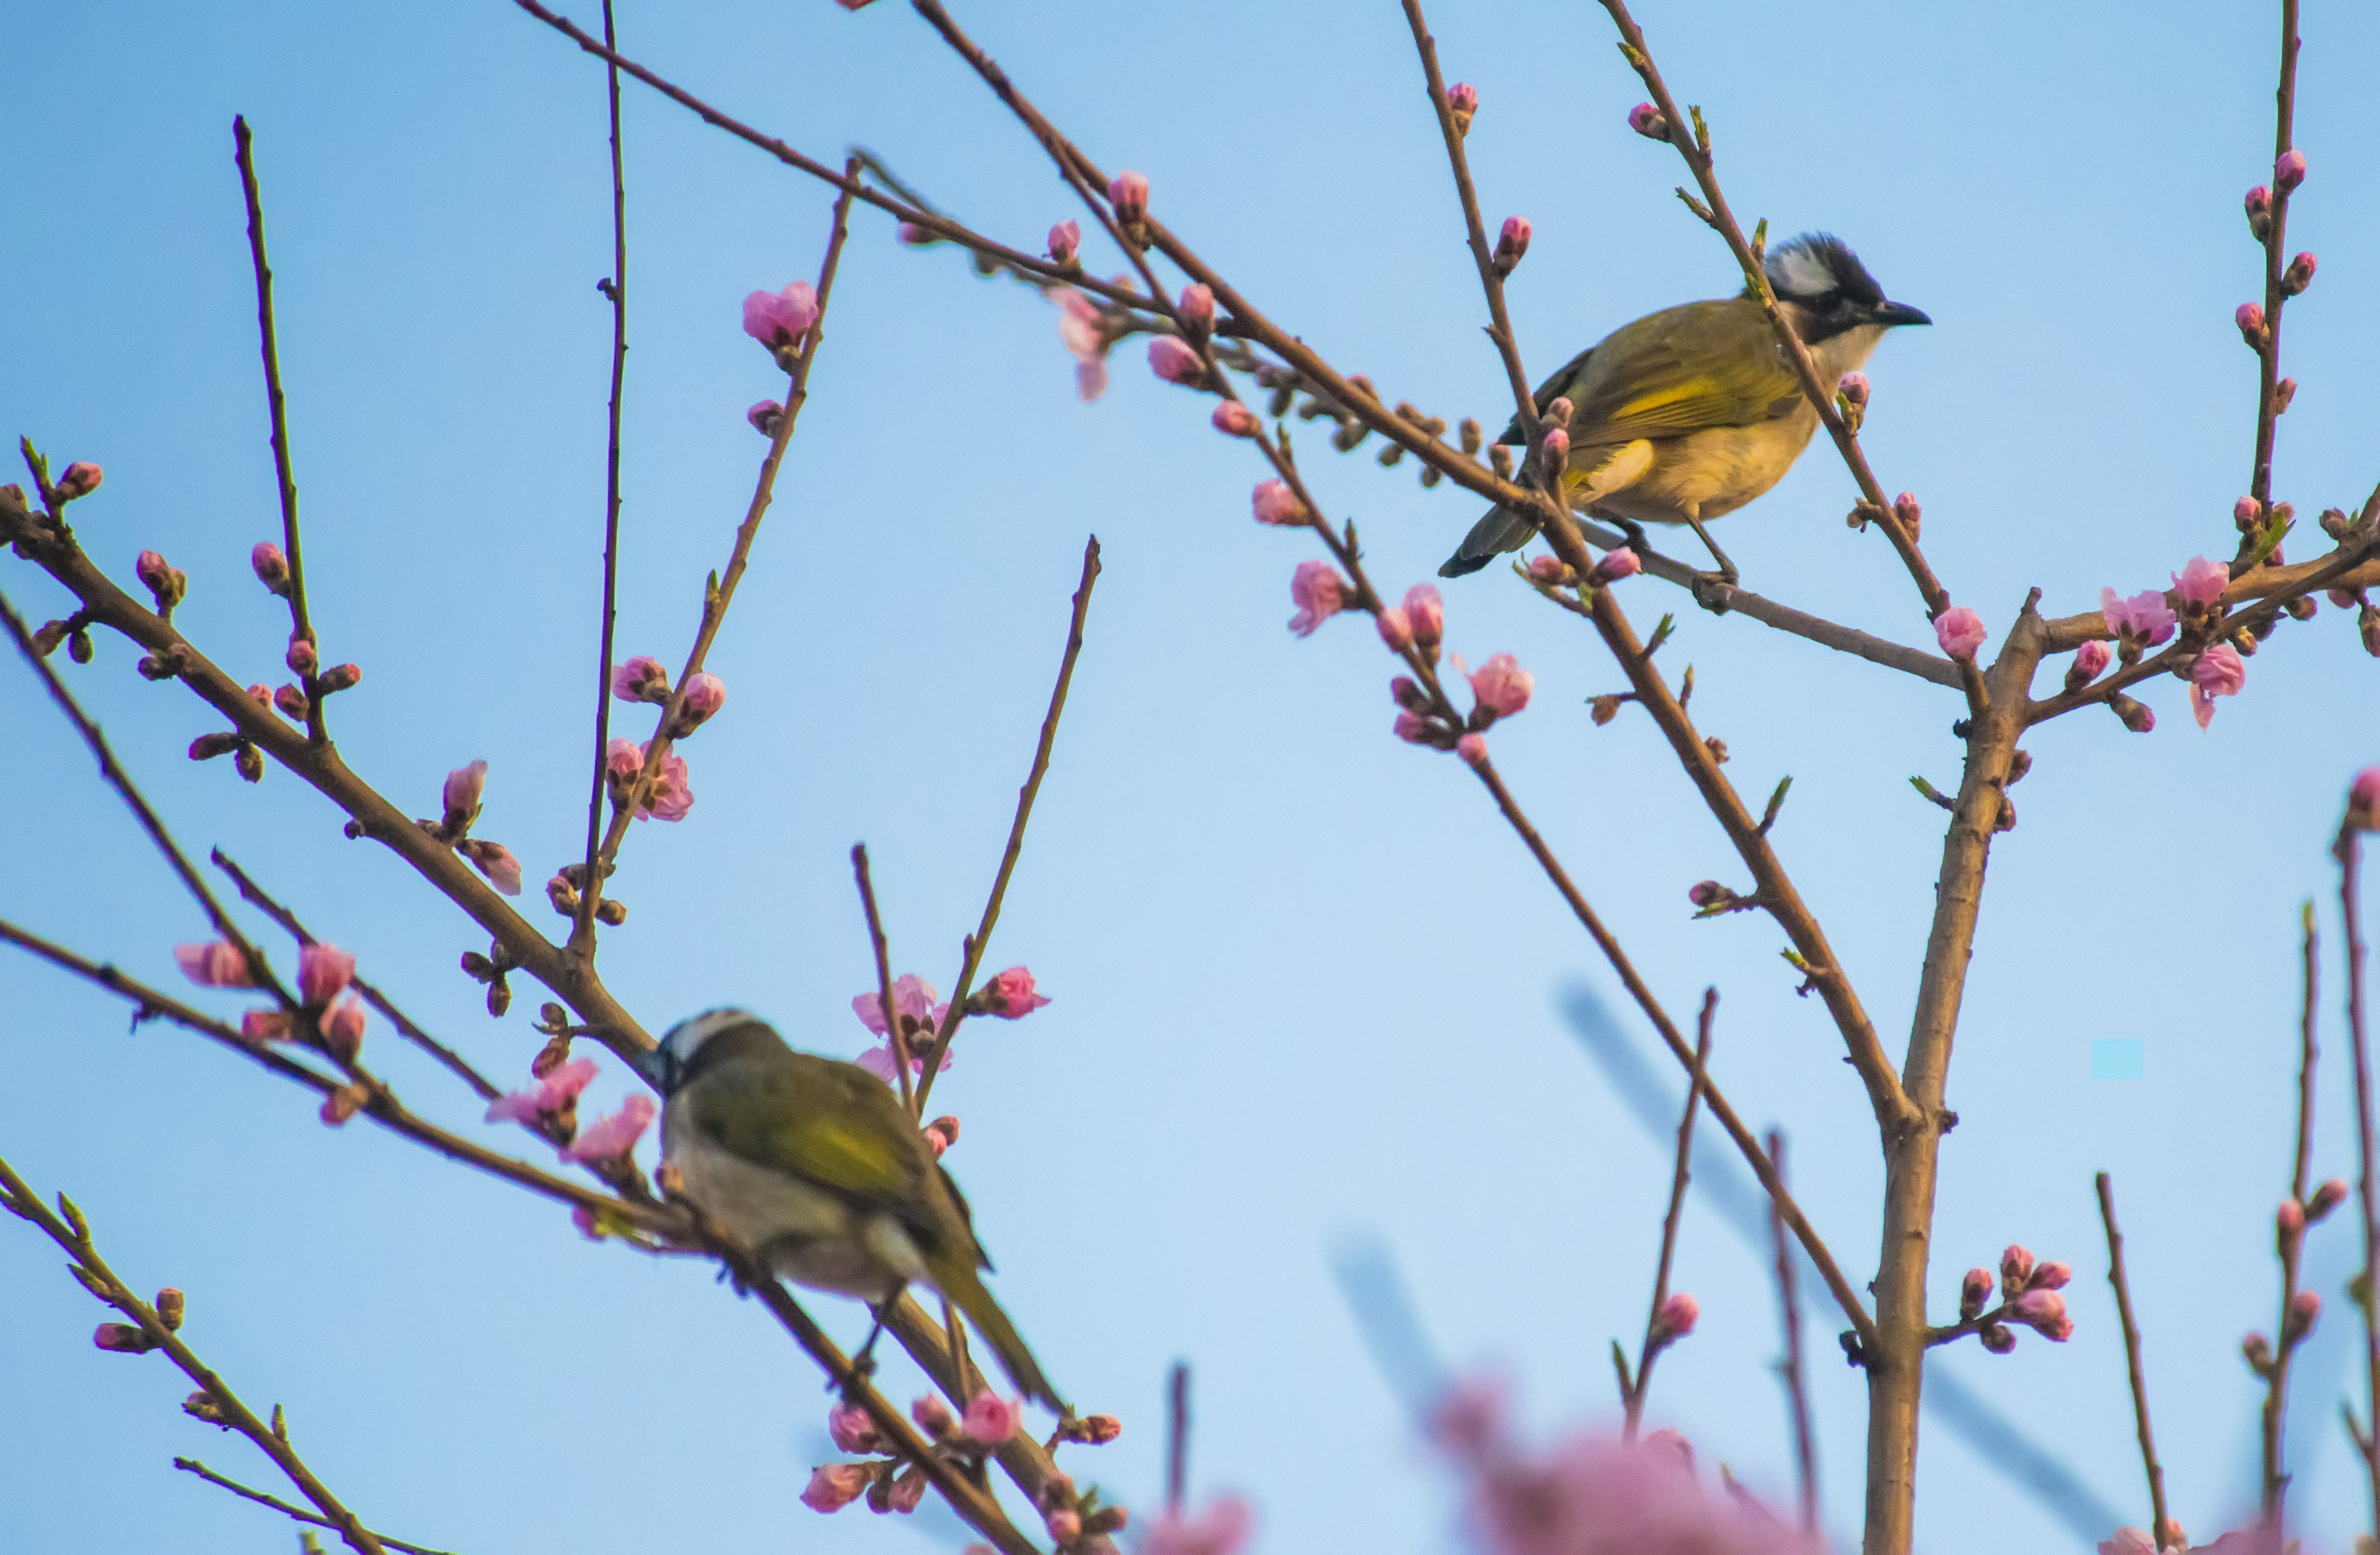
692, 1054, 932, 1219
1502, 299, 1804, 448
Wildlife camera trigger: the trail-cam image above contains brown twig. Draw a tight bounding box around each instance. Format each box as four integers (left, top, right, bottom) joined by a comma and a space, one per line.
2341, 817, 2380, 1532
575, 0, 632, 950
851, 843, 916, 1115
0, 1152, 393, 1555
209, 850, 500, 1101
231, 115, 325, 744
1167, 1360, 1190, 1514
172, 1460, 457, 1555
2260, 903, 2323, 1523
2096, 1173, 2173, 1552
2247, 0, 2302, 523
914, 534, 1102, 1112
1624, 990, 1714, 1439
1768, 1130, 1820, 1536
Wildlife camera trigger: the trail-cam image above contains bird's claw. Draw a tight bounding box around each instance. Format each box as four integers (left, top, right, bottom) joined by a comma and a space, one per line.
1690, 572, 1736, 614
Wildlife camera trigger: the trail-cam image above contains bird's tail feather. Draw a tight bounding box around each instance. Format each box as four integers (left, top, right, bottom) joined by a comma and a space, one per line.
934, 1256, 1062, 1411
1439, 503, 1537, 578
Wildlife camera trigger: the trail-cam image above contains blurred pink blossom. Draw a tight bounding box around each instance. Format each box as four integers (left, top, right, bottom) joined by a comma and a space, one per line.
1178, 283, 1215, 334
2191, 644, 2246, 728
1053, 289, 1111, 401
322, 994, 367, 1064
1107, 170, 1149, 222
801, 1463, 872, 1513
2170, 556, 2229, 610
562, 1093, 656, 1164
612, 657, 670, 703
828, 1402, 880, 1455
175, 942, 254, 988
742, 282, 820, 348
1934, 606, 1987, 661
962, 1392, 1021, 1444
298, 943, 356, 1010
638, 751, 694, 822
853, 975, 948, 1036
1213, 402, 1260, 438
1047, 220, 1080, 265
2100, 588, 2177, 648
486, 1058, 599, 1125
980, 966, 1050, 1018
242, 1009, 294, 1044
1145, 1496, 1253, 1555
1652, 1291, 1698, 1341
1252, 479, 1304, 526
1456, 733, 1488, 767
1377, 607, 1415, 650
462, 839, 524, 896
1589, 547, 1641, 585
2067, 641, 2111, 690
1468, 653, 1533, 720
1404, 583, 1445, 646
1148, 336, 1205, 386
443, 760, 487, 828
1289, 560, 1347, 637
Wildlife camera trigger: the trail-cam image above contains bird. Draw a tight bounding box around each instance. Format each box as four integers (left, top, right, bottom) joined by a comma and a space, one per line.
631, 1008, 1061, 1410
1438, 233, 1929, 581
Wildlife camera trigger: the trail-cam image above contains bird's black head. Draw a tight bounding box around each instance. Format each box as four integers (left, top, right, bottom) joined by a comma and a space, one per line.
1760, 233, 1930, 342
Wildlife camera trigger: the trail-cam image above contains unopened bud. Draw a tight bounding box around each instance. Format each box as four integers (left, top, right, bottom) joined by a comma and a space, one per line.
2275, 149, 2307, 193
674, 671, 726, 735
67, 629, 94, 664
546, 875, 579, 916
2065, 640, 2110, 693
135, 550, 187, 613
1492, 215, 1530, 278
188, 732, 243, 761
1960, 1267, 1993, 1320
2235, 495, 2263, 530
2278, 1197, 2306, 1241
912, 1394, 954, 1436
1390, 676, 1429, 713
1459, 416, 1483, 455
2000, 1244, 2035, 1299
317, 662, 361, 694
746, 400, 784, 437
1446, 81, 1478, 137
1836, 371, 1869, 410
1589, 547, 1641, 586
1892, 492, 1922, 542
56, 462, 103, 500
250, 543, 291, 595
32, 619, 70, 657
2282, 251, 2316, 297
1628, 102, 1669, 141
1177, 283, 1215, 337
1687, 880, 1733, 910
1978, 1323, 2016, 1355
1526, 554, 1569, 585
1539, 427, 1570, 480
1652, 1291, 1699, 1342
2027, 1260, 2072, 1292
595, 897, 627, 926
2237, 302, 2268, 350
2286, 1289, 2320, 1340
1542, 396, 1573, 430
274, 684, 309, 721
1489, 445, 1515, 481
1212, 402, 1260, 438
2274, 378, 2298, 414
1107, 170, 1149, 225
286, 634, 317, 676
1404, 585, 1444, 647
2309, 1178, 2351, 1221
155, 1288, 184, 1330
1047, 219, 1080, 266
2111, 694, 2156, 734
1045, 1508, 1082, 1544
94, 1323, 155, 1354
234, 744, 263, 783
1376, 607, 1414, 651
2245, 184, 2274, 241
486, 978, 512, 1018
1078, 1413, 1122, 1444
2244, 1331, 2275, 1372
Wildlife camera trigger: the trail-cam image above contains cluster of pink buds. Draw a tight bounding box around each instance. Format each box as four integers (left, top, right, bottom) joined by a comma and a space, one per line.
134, 550, 187, 617
1445, 82, 1478, 137
1959, 1244, 2073, 1352
605, 736, 694, 822
1491, 215, 1530, 279
92, 1287, 182, 1357
741, 280, 821, 370
197, 940, 370, 1081
415, 759, 523, 896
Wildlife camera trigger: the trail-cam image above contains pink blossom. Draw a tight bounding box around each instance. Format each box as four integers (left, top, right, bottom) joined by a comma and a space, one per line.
250, 542, 290, 594
486, 1057, 600, 1125
605, 736, 642, 783
2276, 148, 2307, 192
1289, 560, 1348, 637
1376, 607, 1414, 650
2099, 1529, 2158, 1555
463, 839, 524, 896
1427, 1377, 1509, 1464
1653, 1291, 1698, 1340
562, 1093, 656, 1164
1052, 288, 1111, 402
801, 1463, 873, 1513
1148, 336, 1206, 387
1213, 402, 1260, 438
742, 281, 820, 348
1046, 1507, 1083, 1543
1456, 733, 1488, 767
2171, 556, 2229, 610
1144, 1496, 1254, 1555
612, 656, 670, 703
981, 966, 1050, 1018
175, 941, 255, 988
1251, 479, 1304, 526
962, 1392, 1021, 1444
2012, 1289, 2066, 1333
322, 994, 367, 1063
2190, 643, 2246, 728
1933, 605, 1987, 661
678, 671, 726, 729
1452, 1425, 1805, 1555
56, 462, 103, 499
2100, 587, 2178, 648
747, 400, 783, 436
1178, 283, 1215, 334
828, 1402, 881, 1454
443, 760, 487, 828
637, 752, 693, 821
1627, 102, 1668, 139
853, 975, 948, 1036
1447, 82, 1479, 117
2067, 640, 2111, 690
298, 943, 356, 1009
1107, 170, 1149, 222
1493, 215, 1531, 275
1468, 653, 1533, 720
1589, 547, 1640, 585
1404, 583, 1445, 646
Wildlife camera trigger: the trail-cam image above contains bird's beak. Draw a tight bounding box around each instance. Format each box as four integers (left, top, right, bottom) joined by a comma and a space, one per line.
1872, 300, 1931, 328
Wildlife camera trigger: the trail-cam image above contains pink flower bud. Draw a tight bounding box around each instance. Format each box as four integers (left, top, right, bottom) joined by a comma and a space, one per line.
1251, 479, 1305, 527
56, 462, 103, 499
1447, 82, 1478, 135
298, 942, 356, 1010
1934, 605, 1987, 662
135, 550, 186, 612
2115, 695, 2157, 734
189, 732, 243, 761
1892, 493, 1923, 540
612, 656, 670, 703
2279, 1198, 2306, 1238
561, 1093, 656, 1164
1492, 215, 1531, 277
1960, 1267, 1993, 1319
156, 1289, 184, 1330
2275, 149, 2307, 192
1391, 677, 1429, 713
2275, 377, 2298, 413
1178, 283, 1216, 335
1526, 554, 1568, 584
317, 663, 361, 694
828, 1402, 881, 1455
1289, 559, 1348, 637
1653, 1291, 1699, 1341
2013, 1289, 2066, 1331
273, 683, 307, 720
887, 1465, 926, 1514
1539, 427, 1570, 480
2000, 1244, 2035, 1298
2171, 555, 2229, 610
1543, 397, 1574, 430
1687, 881, 1726, 908
2237, 302, 2268, 348
2189, 642, 2246, 729
443, 760, 487, 830
1455, 732, 1488, 767
962, 1392, 1022, 1444
1148, 335, 1206, 387
1212, 402, 1260, 438
677, 671, 726, 731
2282, 251, 2316, 296
923, 1114, 959, 1157
2027, 1260, 2072, 1291
463, 839, 524, 896
1047, 219, 1080, 265
2065, 640, 2111, 693
1589, 547, 1640, 585
747, 400, 784, 437
980, 966, 1050, 1018
1376, 607, 1414, 650
742, 281, 820, 349
1837, 371, 1869, 408
2246, 184, 2274, 240
911, 1394, 954, 1435
286, 634, 317, 676
1046, 1507, 1083, 1543
2310, 1176, 2353, 1219
247, 683, 272, 710
1628, 102, 1669, 140
801, 1463, 872, 1513
242, 1009, 294, 1043
605, 736, 643, 784
1404, 583, 1444, 647
175, 941, 255, 988
94, 1323, 155, 1354
250, 542, 290, 595
2235, 496, 2263, 528
1107, 170, 1149, 223
2287, 1289, 2320, 1338
322, 993, 367, 1063
1467, 652, 1533, 721
895, 221, 934, 246
1979, 1323, 2016, 1354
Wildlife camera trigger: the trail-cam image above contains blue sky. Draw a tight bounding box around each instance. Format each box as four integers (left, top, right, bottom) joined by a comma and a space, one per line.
5, 2, 2379, 1552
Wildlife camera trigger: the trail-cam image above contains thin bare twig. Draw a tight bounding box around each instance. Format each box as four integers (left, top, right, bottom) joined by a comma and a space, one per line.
2261, 903, 2322, 1523
575, 0, 632, 951
1167, 1360, 1190, 1515
1624, 990, 1714, 1439
231, 115, 325, 744
914, 534, 1102, 1112
172, 1460, 457, 1555
2097, 1173, 2173, 1552
2340, 818, 2380, 1531
0, 1153, 393, 1555
1768, 1130, 1819, 1535
851, 843, 916, 1114
2246, 0, 2302, 527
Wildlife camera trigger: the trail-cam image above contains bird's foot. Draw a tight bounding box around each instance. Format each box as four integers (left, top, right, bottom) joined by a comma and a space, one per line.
1689, 571, 1737, 615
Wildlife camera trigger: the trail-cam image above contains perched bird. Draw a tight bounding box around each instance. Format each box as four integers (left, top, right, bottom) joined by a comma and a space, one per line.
632, 1008, 1060, 1409
1439, 233, 1928, 579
